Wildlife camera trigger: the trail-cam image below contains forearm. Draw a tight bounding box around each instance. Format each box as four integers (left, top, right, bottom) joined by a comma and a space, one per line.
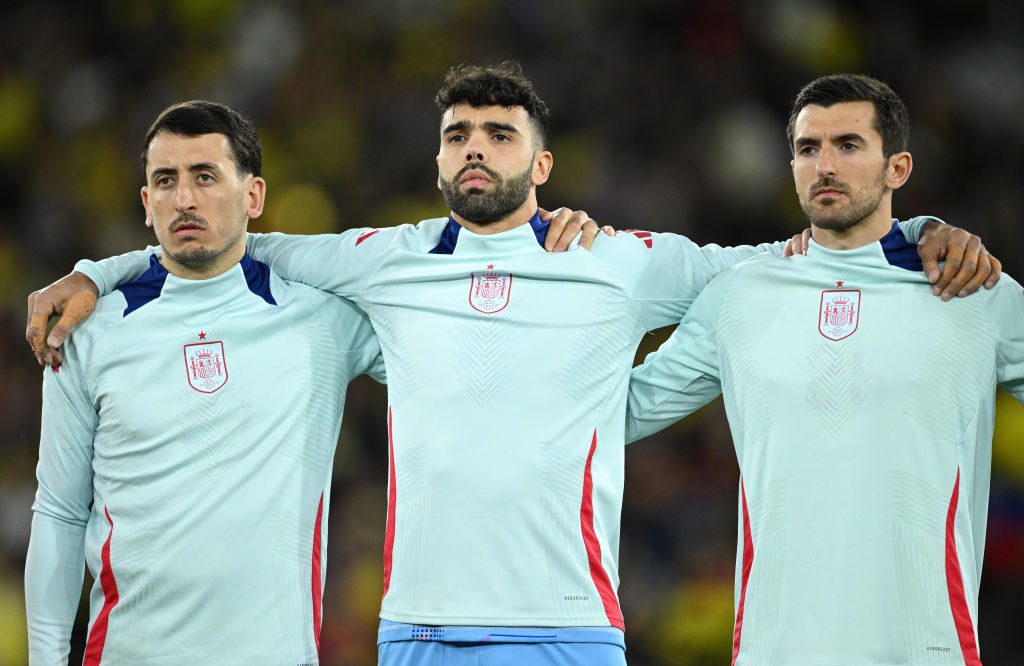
625, 375, 722, 443
247, 231, 362, 296
74, 246, 159, 296
25, 512, 87, 664
897, 215, 943, 243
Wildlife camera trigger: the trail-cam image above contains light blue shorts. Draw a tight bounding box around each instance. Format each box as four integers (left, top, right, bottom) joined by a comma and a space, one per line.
377, 621, 627, 666
378, 640, 627, 666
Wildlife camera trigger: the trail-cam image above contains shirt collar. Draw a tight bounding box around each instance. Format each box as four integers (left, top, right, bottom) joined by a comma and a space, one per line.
429, 210, 550, 255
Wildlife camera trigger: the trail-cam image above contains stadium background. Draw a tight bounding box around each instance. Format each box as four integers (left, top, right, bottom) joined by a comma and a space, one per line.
0, 1, 1022, 664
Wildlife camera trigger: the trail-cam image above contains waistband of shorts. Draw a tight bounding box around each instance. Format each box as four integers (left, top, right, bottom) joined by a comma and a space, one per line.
377, 619, 626, 647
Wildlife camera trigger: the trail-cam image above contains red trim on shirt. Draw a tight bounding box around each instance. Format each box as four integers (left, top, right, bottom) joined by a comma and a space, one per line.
355, 229, 381, 246
731, 479, 754, 666
945, 469, 982, 665
623, 229, 653, 248
579, 430, 625, 630
312, 493, 324, 655
84, 506, 119, 666
382, 407, 397, 599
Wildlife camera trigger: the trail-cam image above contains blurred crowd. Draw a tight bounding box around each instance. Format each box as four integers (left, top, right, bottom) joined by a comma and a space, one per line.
1, 1, 1022, 664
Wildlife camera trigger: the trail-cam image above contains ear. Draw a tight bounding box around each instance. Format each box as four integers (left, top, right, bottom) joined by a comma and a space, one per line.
885, 151, 912, 191
246, 176, 267, 219
531, 150, 553, 186
140, 186, 153, 228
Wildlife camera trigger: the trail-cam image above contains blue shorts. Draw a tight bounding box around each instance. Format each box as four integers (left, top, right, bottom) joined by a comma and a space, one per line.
378, 640, 627, 666
377, 621, 627, 666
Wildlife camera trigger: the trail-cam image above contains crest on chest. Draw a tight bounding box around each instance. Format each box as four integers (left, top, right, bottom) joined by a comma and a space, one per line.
818, 289, 861, 341
183, 341, 229, 393
469, 268, 512, 314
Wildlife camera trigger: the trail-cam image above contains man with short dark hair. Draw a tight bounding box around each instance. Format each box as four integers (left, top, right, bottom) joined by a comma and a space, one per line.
626, 73, 1024, 664
24, 100, 386, 664
26, 66, 997, 666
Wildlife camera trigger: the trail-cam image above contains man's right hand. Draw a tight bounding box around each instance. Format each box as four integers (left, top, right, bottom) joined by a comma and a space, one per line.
26, 272, 99, 366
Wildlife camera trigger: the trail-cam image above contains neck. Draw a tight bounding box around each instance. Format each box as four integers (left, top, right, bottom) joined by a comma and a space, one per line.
160, 241, 245, 280
451, 192, 539, 235
811, 200, 895, 250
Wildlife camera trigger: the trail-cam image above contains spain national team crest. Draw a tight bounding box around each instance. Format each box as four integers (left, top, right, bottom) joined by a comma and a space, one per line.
818, 289, 861, 341
469, 268, 512, 314
184, 341, 229, 393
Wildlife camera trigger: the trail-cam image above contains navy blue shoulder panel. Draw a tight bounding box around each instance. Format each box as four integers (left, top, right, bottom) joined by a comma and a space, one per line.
429, 219, 462, 254
240, 253, 277, 305
117, 255, 169, 317
879, 220, 923, 271
429, 211, 549, 254
528, 211, 551, 247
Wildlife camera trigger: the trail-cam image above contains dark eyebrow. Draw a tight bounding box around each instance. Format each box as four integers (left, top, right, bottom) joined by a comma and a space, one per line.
482, 121, 519, 135
794, 137, 820, 149
442, 120, 470, 135
149, 163, 223, 180
150, 166, 177, 180
833, 133, 866, 145
441, 120, 522, 135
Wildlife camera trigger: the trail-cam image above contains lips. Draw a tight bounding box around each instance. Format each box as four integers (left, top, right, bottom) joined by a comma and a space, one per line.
460, 169, 492, 189
172, 222, 206, 236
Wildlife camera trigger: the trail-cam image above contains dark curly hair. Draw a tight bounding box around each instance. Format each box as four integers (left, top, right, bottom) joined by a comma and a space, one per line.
786, 74, 909, 157
435, 61, 551, 149
141, 100, 262, 179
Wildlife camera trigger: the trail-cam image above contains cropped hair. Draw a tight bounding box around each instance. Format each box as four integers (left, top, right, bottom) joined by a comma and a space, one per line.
141, 100, 261, 178
786, 74, 909, 157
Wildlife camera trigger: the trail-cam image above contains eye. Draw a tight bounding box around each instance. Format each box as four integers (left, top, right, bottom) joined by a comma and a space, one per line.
840, 142, 859, 152
798, 146, 817, 156
492, 133, 510, 142
447, 134, 465, 144
156, 176, 174, 187
197, 172, 215, 183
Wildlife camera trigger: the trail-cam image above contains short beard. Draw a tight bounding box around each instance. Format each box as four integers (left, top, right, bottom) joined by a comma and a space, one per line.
164, 212, 246, 269
439, 163, 534, 224
800, 167, 887, 231
165, 244, 232, 267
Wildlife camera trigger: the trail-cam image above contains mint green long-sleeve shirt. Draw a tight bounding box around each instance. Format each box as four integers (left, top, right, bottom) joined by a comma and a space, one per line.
626, 222, 1024, 665
26, 255, 382, 664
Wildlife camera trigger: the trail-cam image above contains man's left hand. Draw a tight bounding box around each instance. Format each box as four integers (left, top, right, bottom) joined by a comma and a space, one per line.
918, 221, 1001, 300
540, 207, 615, 251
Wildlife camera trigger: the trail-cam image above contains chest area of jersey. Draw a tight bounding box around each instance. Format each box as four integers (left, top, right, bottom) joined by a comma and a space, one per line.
369, 260, 636, 342
366, 259, 639, 398
718, 281, 993, 395
90, 314, 332, 438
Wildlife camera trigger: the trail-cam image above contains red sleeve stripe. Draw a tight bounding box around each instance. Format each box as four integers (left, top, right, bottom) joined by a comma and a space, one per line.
84, 506, 120, 666
731, 479, 754, 666
622, 230, 653, 248
945, 469, 982, 665
579, 430, 625, 630
381, 407, 397, 600
355, 229, 381, 246
311, 493, 325, 656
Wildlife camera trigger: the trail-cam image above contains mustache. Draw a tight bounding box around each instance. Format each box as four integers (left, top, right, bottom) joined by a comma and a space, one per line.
811, 178, 848, 195
455, 162, 501, 182
170, 213, 208, 231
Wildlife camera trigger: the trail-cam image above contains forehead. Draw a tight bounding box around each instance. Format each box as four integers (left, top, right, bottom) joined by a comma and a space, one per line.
146, 131, 234, 167
793, 101, 880, 141
440, 103, 533, 133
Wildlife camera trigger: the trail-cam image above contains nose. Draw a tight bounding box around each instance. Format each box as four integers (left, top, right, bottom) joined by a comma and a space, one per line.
816, 146, 837, 177
464, 134, 487, 163
175, 182, 197, 211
